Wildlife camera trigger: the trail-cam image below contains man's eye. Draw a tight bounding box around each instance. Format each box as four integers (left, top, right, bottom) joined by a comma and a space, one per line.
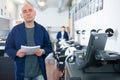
29, 9, 33, 12
23, 10, 27, 13
22, 9, 33, 13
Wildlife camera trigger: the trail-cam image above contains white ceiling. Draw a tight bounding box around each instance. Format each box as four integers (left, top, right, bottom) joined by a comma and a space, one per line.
14, 0, 69, 7
46, 0, 59, 8
13, 0, 72, 12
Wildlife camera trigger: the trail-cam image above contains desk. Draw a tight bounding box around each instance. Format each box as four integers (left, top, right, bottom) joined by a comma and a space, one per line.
65, 62, 81, 80
0, 56, 15, 80
0, 46, 5, 56
65, 62, 120, 80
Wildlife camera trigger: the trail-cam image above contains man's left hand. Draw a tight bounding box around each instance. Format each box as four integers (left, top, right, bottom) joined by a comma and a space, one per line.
34, 49, 45, 56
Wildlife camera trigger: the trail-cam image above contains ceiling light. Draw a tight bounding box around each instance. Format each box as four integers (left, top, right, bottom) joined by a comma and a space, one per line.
38, 1, 46, 7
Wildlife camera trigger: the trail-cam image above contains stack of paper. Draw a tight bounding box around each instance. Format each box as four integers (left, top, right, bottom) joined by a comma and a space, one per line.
21, 45, 40, 55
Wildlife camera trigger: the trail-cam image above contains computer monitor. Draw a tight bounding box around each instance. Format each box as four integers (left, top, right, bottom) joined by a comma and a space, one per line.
77, 33, 107, 69
66, 33, 108, 69
84, 33, 107, 67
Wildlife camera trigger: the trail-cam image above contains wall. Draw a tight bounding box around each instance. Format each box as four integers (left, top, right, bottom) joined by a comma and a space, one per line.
35, 8, 69, 27
35, 8, 69, 40
0, 0, 17, 19
5, 0, 17, 19
0, 0, 17, 31
74, 0, 120, 52
17, 5, 69, 27
0, 18, 10, 30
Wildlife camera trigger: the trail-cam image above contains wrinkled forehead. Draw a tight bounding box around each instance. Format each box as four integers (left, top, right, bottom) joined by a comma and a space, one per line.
21, 4, 34, 11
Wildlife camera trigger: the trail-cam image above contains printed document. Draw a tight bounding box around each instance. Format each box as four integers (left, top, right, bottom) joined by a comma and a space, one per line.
21, 45, 40, 55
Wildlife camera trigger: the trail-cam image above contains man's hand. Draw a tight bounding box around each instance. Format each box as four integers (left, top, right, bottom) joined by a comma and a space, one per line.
34, 49, 45, 56
16, 49, 26, 57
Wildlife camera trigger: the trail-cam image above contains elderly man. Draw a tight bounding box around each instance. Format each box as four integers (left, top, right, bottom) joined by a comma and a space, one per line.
5, 3, 52, 80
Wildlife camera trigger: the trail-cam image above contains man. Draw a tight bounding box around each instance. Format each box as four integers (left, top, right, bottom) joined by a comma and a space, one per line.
5, 3, 52, 80
56, 26, 69, 42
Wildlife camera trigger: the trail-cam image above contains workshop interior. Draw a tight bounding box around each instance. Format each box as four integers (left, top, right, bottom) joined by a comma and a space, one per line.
0, 0, 120, 80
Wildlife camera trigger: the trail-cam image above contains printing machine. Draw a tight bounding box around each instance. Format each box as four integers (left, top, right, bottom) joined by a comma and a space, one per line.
65, 50, 120, 80
65, 33, 120, 80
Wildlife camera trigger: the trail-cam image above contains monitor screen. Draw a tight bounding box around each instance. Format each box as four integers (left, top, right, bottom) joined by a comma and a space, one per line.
84, 33, 107, 68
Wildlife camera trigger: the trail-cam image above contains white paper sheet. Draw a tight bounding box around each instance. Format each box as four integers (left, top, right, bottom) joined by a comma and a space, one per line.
21, 45, 40, 55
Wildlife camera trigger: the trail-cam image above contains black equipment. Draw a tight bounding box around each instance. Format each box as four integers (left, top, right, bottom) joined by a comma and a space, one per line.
72, 33, 108, 69
105, 28, 114, 37
95, 50, 120, 61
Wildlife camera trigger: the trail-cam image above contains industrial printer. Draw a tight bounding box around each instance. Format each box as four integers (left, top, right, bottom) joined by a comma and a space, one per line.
65, 33, 120, 80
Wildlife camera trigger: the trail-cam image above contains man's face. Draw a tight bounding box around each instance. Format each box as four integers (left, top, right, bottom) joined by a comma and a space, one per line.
61, 27, 65, 32
21, 4, 36, 23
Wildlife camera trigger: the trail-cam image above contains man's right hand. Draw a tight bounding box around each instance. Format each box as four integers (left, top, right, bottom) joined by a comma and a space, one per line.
16, 49, 26, 57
